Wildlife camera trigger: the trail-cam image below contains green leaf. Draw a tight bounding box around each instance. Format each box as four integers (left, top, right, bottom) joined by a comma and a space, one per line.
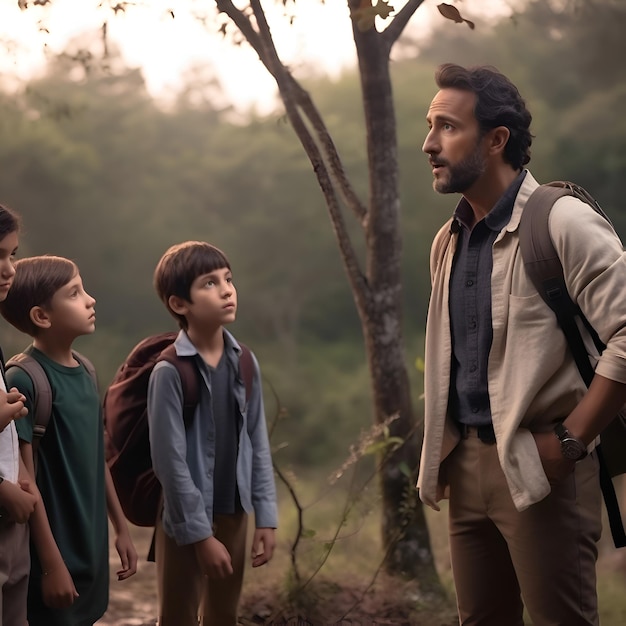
398, 461, 412, 478
364, 436, 404, 456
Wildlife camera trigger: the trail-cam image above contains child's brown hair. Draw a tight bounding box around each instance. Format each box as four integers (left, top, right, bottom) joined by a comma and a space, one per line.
154, 241, 230, 330
0, 255, 78, 336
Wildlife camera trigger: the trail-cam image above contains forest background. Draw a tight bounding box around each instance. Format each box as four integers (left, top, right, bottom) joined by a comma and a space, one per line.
1, 0, 626, 624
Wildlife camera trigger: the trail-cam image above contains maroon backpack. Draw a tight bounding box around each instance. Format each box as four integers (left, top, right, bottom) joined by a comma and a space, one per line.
103, 331, 254, 528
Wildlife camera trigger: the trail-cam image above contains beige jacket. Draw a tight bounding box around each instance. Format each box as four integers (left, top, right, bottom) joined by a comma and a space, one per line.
417, 171, 626, 512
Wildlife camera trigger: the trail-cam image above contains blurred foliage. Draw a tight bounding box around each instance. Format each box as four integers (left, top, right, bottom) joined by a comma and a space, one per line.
0, 0, 624, 471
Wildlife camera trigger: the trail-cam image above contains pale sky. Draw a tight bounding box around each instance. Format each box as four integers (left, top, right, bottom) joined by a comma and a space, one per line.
0, 0, 513, 114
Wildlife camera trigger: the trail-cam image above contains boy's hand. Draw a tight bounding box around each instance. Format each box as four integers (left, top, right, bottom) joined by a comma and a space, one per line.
41, 562, 79, 609
114, 529, 138, 580
0, 478, 38, 523
195, 536, 233, 579
0, 388, 27, 431
251, 527, 276, 568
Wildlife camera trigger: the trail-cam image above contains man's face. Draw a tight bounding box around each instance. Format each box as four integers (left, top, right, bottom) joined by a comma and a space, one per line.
422, 88, 486, 194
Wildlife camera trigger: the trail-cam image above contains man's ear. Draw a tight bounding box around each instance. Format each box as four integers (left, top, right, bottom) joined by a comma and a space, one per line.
29, 306, 51, 330
487, 126, 511, 156
168, 295, 188, 316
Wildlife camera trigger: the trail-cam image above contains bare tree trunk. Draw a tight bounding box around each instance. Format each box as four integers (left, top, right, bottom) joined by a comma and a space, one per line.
349, 18, 440, 588
215, 0, 444, 593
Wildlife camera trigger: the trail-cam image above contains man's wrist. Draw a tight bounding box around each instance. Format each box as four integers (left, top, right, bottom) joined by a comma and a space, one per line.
554, 423, 588, 461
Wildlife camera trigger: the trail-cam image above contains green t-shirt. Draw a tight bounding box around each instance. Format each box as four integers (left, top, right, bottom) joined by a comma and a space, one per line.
8, 346, 108, 626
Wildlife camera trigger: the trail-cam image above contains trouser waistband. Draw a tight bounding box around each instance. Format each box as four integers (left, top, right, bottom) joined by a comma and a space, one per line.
457, 422, 496, 444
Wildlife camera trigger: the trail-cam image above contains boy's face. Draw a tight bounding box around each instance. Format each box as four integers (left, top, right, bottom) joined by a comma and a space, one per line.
45, 272, 96, 338
0, 231, 18, 303
177, 267, 237, 332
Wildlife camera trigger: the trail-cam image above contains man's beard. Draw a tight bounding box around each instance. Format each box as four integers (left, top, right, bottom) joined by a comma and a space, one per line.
434, 143, 486, 194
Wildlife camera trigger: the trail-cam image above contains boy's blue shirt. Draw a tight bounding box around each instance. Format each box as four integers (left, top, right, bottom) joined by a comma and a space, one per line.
147, 328, 278, 546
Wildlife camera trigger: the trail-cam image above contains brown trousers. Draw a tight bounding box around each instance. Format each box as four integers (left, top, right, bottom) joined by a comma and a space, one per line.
155, 511, 248, 626
445, 429, 601, 626
0, 521, 29, 626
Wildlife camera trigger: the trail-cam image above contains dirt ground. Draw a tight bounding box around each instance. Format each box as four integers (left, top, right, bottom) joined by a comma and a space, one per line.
95, 526, 458, 626
95, 523, 626, 626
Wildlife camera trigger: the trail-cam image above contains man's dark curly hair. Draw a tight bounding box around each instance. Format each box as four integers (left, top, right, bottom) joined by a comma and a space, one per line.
435, 63, 533, 170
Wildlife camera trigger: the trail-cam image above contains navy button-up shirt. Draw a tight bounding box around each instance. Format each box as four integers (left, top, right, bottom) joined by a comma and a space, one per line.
449, 171, 526, 426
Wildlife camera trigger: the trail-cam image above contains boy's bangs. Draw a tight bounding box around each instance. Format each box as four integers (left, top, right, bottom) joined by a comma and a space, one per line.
187, 247, 230, 278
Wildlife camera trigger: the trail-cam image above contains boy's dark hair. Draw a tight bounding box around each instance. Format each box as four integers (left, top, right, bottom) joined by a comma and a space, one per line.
154, 241, 231, 330
435, 63, 533, 170
0, 255, 78, 336
0, 203, 21, 238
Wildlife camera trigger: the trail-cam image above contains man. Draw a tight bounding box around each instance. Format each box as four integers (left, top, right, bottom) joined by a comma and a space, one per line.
417, 63, 626, 626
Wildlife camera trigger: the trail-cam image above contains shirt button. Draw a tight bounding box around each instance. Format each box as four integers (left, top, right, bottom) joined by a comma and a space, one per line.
469, 363, 477, 373
466, 280, 474, 287
471, 406, 479, 413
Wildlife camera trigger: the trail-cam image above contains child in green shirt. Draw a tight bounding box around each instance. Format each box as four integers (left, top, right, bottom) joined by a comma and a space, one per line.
0, 255, 137, 626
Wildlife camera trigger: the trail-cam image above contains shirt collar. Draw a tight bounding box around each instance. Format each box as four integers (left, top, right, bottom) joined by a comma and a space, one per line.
174, 328, 242, 358
451, 170, 527, 233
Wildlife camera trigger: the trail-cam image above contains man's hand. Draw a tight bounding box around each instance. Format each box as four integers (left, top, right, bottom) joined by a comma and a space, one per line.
0, 478, 38, 523
0, 387, 27, 431
533, 431, 577, 485
251, 527, 275, 568
194, 536, 233, 579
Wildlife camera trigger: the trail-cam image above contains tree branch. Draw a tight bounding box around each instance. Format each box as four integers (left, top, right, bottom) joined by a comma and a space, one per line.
247, 0, 368, 227
216, 0, 369, 302
381, 0, 426, 48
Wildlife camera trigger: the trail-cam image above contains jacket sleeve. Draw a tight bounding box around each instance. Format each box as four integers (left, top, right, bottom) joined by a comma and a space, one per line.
148, 361, 213, 545
550, 196, 626, 384
246, 352, 278, 529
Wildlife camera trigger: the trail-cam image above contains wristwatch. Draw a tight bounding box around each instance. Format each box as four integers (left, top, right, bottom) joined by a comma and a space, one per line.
554, 423, 588, 461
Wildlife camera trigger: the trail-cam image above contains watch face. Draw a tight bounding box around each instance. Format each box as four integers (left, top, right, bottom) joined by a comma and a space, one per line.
561, 437, 586, 461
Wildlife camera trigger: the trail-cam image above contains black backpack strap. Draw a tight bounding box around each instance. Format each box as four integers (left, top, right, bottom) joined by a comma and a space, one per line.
520, 183, 626, 548
5, 354, 52, 474
597, 444, 626, 547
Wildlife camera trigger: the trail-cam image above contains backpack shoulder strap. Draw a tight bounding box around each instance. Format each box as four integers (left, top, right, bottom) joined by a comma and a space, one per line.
520, 182, 626, 548
519, 183, 597, 384
238, 343, 254, 402
158, 344, 200, 423
5, 353, 52, 465
519, 184, 574, 310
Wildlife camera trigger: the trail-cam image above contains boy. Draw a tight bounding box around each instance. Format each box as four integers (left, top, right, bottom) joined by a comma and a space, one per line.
0, 203, 39, 626
149, 241, 277, 626
0, 255, 138, 626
